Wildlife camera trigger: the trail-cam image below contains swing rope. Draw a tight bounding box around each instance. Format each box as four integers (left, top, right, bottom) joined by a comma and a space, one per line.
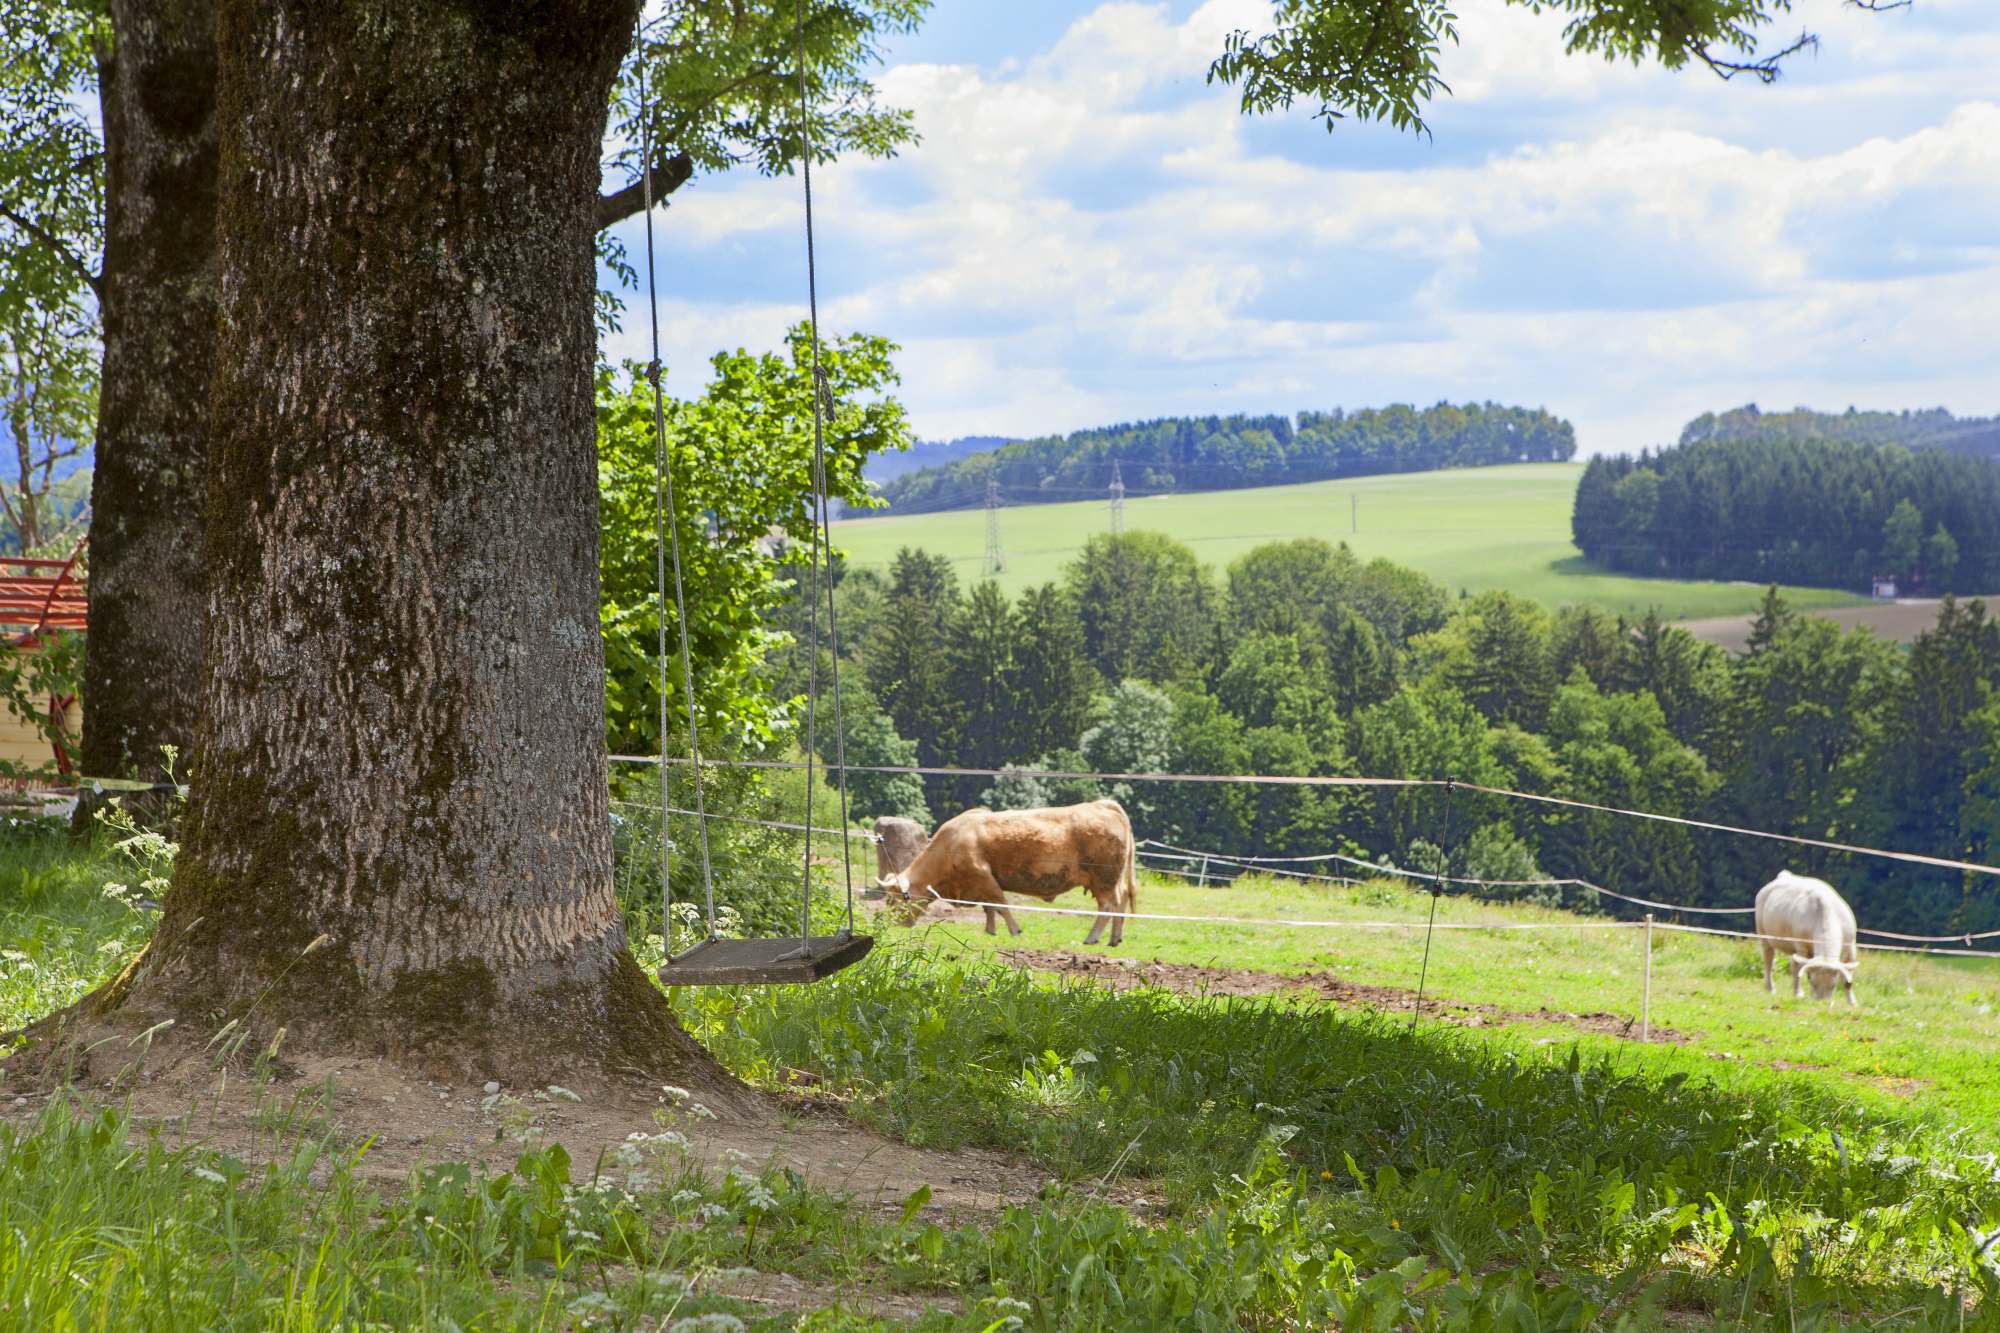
791, 0, 859, 939
639, 54, 718, 957
637, 6, 859, 963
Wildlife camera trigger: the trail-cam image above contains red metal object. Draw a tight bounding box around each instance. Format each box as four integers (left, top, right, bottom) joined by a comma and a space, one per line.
0, 538, 87, 776
2, 538, 87, 645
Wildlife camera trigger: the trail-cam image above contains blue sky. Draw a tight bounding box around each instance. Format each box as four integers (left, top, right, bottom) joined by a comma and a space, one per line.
601, 0, 2000, 456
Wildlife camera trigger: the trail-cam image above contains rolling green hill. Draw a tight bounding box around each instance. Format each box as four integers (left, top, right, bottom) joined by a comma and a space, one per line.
833, 461, 1865, 619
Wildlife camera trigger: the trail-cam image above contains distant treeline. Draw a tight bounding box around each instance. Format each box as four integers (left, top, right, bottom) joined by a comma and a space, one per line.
1573, 437, 2000, 594
862, 434, 1015, 486
1684, 404, 2000, 459
876, 403, 1577, 513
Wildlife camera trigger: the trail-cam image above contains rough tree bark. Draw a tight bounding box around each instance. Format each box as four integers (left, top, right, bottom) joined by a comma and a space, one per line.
79, 0, 217, 784
78, 3, 690, 787
94, 0, 724, 1088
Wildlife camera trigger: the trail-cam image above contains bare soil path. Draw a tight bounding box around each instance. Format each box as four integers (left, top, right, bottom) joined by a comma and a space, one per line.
0, 1027, 1120, 1225
995, 946, 1697, 1044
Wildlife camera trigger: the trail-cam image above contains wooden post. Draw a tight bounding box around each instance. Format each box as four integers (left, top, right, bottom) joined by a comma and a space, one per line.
1641, 913, 1654, 1043
1196, 856, 1210, 889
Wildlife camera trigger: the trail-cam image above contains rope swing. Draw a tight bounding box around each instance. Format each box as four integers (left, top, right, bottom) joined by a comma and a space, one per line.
641, 9, 872, 986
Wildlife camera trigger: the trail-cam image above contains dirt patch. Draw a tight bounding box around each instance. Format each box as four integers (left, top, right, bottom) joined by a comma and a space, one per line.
1678, 596, 1998, 654
1856, 1073, 1929, 1098
996, 947, 1698, 1045
705, 1268, 960, 1321
0, 1023, 1107, 1223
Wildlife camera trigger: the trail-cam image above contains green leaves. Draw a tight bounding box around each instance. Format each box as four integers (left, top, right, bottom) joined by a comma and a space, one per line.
1209, 0, 1461, 136
596, 325, 908, 761
0, 1, 103, 554
1210, 0, 1836, 139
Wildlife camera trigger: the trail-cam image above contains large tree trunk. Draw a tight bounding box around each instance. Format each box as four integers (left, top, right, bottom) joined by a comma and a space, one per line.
106, 0, 721, 1088
79, 0, 217, 783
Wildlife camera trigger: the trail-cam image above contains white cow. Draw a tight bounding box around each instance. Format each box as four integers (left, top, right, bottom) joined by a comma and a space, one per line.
1754, 870, 1858, 1006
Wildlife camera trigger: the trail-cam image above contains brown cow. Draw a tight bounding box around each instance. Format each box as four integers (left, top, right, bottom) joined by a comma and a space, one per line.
870, 816, 930, 890
884, 799, 1138, 945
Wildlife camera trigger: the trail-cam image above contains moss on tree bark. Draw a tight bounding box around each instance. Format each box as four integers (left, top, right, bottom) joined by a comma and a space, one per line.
89, 0, 730, 1091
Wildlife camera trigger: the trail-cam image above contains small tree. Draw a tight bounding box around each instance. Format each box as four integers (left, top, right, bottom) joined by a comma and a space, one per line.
1010, 583, 1097, 760
1079, 679, 1176, 830
1880, 498, 1924, 581
1925, 523, 1960, 592
834, 675, 929, 824
1743, 585, 1796, 656
940, 580, 1021, 805
1066, 532, 1220, 684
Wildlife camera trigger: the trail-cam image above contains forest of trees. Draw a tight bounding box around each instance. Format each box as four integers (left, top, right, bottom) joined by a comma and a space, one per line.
1683, 404, 2000, 459
780, 533, 2000, 942
1573, 437, 2000, 593
876, 403, 1576, 513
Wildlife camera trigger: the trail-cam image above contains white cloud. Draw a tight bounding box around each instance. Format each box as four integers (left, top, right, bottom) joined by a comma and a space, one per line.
622, 0, 2000, 453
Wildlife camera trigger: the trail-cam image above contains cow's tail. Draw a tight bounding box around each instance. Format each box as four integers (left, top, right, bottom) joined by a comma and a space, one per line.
1122, 815, 1139, 919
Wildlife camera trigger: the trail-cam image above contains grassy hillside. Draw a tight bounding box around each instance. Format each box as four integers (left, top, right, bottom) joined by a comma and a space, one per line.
835, 462, 1866, 619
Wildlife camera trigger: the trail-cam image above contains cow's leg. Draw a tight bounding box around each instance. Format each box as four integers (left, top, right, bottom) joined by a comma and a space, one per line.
1082, 890, 1125, 946
1761, 943, 1776, 995
1791, 956, 1803, 999
1845, 976, 1857, 1007
982, 906, 998, 936
999, 906, 1024, 936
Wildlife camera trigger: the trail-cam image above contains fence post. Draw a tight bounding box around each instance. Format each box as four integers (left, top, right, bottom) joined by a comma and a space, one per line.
1640, 913, 1654, 1044
1196, 856, 1210, 889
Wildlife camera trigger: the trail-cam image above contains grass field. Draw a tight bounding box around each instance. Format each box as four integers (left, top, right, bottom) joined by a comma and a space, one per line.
835, 463, 1866, 620
900, 870, 2000, 1132
11, 826, 2000, 1326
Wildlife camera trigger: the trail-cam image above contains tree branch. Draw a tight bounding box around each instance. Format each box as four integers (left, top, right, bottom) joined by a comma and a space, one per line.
0, 203, 101, 300
596, 150, 695, 232
1694, 29, 1818, 83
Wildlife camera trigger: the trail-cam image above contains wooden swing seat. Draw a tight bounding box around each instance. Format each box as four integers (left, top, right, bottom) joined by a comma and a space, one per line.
656, 932, 874, 986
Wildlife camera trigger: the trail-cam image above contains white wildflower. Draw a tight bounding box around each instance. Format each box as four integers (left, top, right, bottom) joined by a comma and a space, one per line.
665, 1315, 746, 1333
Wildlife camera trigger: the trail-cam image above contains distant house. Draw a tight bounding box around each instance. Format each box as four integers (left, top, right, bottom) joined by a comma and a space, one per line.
1871, 577, 1898, 600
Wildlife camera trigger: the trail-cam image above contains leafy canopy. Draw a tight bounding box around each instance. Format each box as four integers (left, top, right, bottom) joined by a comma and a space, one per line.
1211, 0, 1861, 137
609, 1, 927, 191
597, 325, 909, 759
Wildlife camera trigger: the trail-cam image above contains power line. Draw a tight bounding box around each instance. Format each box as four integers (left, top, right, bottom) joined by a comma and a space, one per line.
608, 752, 2000, 881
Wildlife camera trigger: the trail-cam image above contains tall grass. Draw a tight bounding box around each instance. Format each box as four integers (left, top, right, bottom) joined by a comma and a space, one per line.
683, 941, 2000, 1325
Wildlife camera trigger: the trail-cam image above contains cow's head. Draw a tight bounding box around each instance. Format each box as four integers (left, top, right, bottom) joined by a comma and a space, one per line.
877, 871, 931, 926
1793, 955, 1855, 1001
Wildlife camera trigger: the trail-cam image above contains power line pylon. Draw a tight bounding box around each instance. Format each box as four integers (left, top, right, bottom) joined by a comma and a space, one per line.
983, 475, 1005, 575
1109, 459, 1126, 536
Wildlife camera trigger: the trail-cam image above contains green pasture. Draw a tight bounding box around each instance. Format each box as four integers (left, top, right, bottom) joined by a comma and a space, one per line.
834, 463, 1867, 619
10, 825, 2000, 1326
900, 870, 2000, 1133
